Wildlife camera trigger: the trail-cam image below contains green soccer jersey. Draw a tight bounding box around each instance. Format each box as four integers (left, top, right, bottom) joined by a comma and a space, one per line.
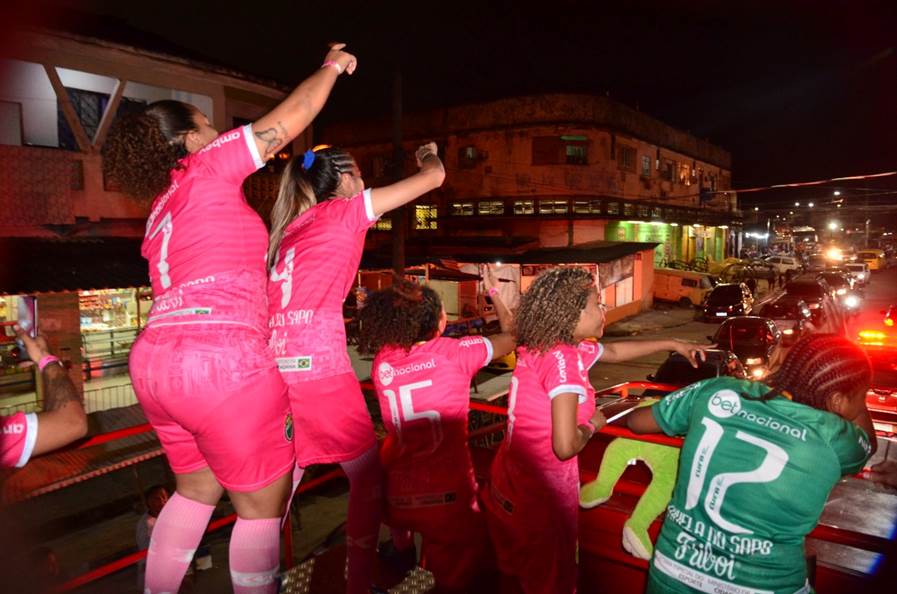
647, 377, 872, 594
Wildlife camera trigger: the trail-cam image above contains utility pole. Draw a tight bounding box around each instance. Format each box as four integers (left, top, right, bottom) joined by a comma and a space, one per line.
390, 68, 405, 274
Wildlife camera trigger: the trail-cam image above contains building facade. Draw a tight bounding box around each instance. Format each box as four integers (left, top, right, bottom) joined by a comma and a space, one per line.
323, 93, 740, 268
0, 28, 298, 406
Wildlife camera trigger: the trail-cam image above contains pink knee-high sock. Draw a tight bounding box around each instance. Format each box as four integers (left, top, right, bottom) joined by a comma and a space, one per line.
340, 445, 384, 594
229, 517, 282, 594
144, 492, 215, 594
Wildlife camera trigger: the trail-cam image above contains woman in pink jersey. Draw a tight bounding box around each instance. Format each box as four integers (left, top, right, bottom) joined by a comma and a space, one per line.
267, 142, 445, 592
483, 267, 710, 594
102, 44, 358, 594
358, 273, 515, 592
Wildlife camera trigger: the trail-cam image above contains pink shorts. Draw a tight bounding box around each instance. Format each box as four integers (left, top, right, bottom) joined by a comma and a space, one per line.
130, 326, 295, 491
286, 373, 377, 467
484, 454, 579, 594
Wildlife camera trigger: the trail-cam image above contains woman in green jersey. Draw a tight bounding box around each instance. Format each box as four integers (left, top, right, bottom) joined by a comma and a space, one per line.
628, 334, 876, 594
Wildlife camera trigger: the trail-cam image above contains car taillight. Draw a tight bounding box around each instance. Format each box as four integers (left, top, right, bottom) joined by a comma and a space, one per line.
886, 318, 895, 327
858, 330, 887, 345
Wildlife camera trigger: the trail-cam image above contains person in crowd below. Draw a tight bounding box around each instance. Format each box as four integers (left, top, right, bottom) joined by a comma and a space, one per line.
102, 43, 358, 594
1, 327, 87, 469
136, 485, 171, 592
358, 270, 515, 592
483, 267, 711, 594
628, 333, 875, 594
266, 141, 445, 593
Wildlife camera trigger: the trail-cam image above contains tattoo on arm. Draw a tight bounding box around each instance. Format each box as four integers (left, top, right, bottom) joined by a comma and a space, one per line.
42, 365, 81, 411
254, 121, 289, 159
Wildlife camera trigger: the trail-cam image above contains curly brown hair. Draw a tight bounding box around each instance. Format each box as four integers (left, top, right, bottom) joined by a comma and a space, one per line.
516, 267, 596, 353
102, 100, 197, 202
358, 277, 443, 356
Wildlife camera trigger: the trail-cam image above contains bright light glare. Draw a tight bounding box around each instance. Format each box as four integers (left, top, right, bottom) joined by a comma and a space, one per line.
834, 191, 841, 196
751, 367, 767, 379
844, 295, 859, 308
825, 248, 842, 261
745, 357, 763, 366
828, 221, 839, 231
783, 328, 794, 335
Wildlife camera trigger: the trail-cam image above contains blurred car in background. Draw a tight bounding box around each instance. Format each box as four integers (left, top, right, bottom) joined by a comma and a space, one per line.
758, 296, 814, 345
710, 316, 783, 380
701, 283, 754, 321
844, 262, 870, 287
643, 349, 747, 396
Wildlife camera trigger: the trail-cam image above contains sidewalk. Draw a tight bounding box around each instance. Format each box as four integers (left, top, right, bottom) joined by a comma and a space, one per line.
604, 288, 784, 337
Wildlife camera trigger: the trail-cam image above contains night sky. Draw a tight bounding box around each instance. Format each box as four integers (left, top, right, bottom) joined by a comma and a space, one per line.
12, 0, 897, 206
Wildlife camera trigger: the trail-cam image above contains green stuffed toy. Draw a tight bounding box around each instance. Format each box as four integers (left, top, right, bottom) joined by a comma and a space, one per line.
579, 399, 679, 560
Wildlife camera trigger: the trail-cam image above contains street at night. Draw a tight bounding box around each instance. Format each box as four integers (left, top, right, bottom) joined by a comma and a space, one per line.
1, 1, 896, 593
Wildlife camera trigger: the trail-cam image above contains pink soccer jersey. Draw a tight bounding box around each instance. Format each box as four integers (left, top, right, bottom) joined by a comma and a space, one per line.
141, 125, 268, 331
1, 412, 38, 468
372, 335, 493, 498
268, 190, 379, 382
502, 339, 602, 475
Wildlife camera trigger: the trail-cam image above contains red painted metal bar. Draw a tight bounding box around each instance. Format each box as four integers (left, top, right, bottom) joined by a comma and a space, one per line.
470, 401, 511, 415
469, 421, 506, 440
76, 423, 153, 449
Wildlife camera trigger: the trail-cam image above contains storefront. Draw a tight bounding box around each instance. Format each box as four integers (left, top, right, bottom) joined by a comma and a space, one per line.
79, 287, 152, 378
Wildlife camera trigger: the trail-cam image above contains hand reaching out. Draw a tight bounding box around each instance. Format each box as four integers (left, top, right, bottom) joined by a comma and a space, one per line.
324, 43, 357, 75
415, 142, 439, 168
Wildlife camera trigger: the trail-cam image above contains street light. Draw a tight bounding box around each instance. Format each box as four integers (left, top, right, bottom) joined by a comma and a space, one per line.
753, 206, 759, 211
808, 202, 814, 208
833, 191, 841, 196
795, 202, 800, 207
828, 221, 839, 231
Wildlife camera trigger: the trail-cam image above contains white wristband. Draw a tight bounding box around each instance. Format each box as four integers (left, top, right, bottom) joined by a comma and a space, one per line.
321, 61, 343, 74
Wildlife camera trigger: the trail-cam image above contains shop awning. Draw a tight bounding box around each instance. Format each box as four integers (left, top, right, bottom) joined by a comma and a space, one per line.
0, 238, 148, 295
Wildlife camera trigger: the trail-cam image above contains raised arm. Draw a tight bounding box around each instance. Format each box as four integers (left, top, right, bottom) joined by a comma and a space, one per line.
483, 266, 516, 359
251, 43, 357, 161
369, 142, 446, 217
601, 338, 712, 367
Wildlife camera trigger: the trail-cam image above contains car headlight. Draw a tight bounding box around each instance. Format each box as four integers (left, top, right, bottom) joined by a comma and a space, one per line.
858, 273, 865, 280
782, 328, 794, 335
836, 288, 847, 296
751, 367, 768, 379
745, 357, 763, 365
844, 295, 859, 308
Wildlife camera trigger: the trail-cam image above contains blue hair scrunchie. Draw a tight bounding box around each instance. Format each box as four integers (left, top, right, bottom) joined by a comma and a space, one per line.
301, 149, 316, 170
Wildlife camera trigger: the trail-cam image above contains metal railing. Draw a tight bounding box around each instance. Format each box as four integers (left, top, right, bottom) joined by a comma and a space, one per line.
83, 382, 138, 414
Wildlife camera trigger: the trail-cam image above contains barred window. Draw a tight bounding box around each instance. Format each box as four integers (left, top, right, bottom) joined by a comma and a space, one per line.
415, 204, 438, 230
450, 202, 475, 216
539, 200, 568, 215
514, 200, 535, 215
477, 201, 505, 215
574, 200, 602, 214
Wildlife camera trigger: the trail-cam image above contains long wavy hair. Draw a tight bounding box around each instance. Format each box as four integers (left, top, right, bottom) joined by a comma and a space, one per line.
267, 146, 355, 268
515, 267, 595, 353
102, 100, 197, 201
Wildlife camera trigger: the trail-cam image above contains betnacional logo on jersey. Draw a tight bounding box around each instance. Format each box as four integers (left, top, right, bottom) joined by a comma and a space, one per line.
378, 359, 437, 387
378, 362, 395, 386
708, 390, 742, 419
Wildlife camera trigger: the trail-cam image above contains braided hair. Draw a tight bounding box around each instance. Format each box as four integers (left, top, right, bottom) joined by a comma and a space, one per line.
268, 146, 356, 268
358, 277, 443, 355
516, 267, 595, 353
760, 333, 872, 410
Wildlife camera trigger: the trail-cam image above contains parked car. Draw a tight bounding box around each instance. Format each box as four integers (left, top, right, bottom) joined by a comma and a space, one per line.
643, 349, 747, 396
758, 296, 814, 345
701, 283, 754, 321
857, 249, 886, 271
653, 268, 716, 307
844, 262, 870, 287
710, 316, 783, 380
763, 255, 802, 275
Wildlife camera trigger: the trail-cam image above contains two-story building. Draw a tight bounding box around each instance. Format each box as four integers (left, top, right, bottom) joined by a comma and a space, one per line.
0, 27, 300, 407
323, 93, 740, 268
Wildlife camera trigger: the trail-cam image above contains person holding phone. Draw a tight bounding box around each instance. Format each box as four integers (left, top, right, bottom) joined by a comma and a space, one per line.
0, 327, 87, 469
